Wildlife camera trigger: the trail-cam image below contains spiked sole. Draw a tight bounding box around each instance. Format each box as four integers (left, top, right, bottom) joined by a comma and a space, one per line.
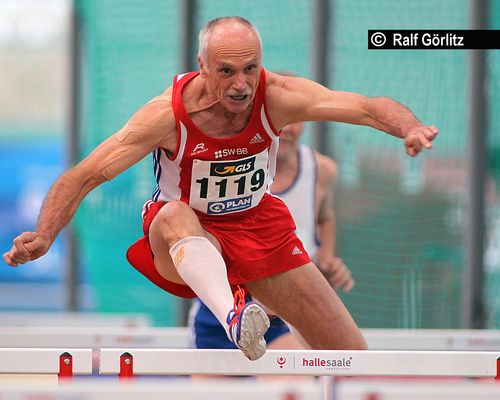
236, 303, 271, 361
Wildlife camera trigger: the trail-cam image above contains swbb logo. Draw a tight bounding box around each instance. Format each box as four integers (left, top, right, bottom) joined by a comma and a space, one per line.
214, 148, 248, 159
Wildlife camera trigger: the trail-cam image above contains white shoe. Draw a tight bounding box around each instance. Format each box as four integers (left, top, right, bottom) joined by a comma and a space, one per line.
227, 288, 270, 361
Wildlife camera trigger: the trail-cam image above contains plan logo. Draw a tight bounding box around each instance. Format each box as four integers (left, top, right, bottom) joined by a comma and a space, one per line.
208, 202, 225, 214
207, 196, 252, 214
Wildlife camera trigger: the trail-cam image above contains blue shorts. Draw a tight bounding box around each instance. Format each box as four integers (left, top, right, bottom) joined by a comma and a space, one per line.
189, 299, 290, 349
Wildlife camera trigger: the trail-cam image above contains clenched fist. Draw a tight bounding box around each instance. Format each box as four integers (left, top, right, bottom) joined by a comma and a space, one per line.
3, 232, 50, 267
404, 125, 439, 157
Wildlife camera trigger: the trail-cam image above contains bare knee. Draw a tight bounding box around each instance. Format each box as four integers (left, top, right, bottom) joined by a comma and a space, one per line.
150, 201, 204, 247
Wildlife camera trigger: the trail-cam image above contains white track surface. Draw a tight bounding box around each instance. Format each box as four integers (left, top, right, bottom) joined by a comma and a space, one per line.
0, 380, 323, 400
0, 348, 92, 374
100, 349, 500, 377
1, 379, 499, 400
3, 327, 500, 350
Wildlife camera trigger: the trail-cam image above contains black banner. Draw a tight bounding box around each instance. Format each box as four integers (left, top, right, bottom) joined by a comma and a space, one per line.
368, 30, 500, 50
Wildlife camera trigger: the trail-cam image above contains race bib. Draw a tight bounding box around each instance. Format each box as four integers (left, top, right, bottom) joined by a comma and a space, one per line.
189, 149, 269, 215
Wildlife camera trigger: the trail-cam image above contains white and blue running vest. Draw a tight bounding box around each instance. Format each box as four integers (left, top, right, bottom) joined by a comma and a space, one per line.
274, 144, 319, 256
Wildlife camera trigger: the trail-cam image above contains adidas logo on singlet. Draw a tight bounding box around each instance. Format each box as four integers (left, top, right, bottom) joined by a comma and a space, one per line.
291, 246, 303, 255
249, 133, 265, 144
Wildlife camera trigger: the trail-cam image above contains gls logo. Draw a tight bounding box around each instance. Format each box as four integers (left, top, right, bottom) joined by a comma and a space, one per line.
210, 156, 256, 177
214, 148, 248, 159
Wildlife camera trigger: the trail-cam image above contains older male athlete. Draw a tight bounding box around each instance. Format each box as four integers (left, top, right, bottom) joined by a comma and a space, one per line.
3, 16, 438, 361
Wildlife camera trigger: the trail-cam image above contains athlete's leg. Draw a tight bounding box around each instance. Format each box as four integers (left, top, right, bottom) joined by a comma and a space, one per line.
149, 201, 234, 323
246, 262, 367, 350
148, 200, 269, 360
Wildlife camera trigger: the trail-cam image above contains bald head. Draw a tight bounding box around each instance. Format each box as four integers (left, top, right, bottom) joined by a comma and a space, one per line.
196, 17, 263, 114
198, 17, 262, 65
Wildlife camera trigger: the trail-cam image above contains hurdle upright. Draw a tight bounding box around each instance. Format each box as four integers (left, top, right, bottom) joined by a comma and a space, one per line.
0, 348, 92, 380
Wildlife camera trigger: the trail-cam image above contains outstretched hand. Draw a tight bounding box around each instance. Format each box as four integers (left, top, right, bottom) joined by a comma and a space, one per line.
404, 125, 439, 157
2, 232, 50, 267
316, 256, 355, 292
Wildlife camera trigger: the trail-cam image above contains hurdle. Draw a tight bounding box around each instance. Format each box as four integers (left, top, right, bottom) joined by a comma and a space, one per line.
99, 349, 500, 378
0, 326, 188, 348
3, 327, 500, 351
362, 329, 500, 351
0, 348, 92, 380
335, 380, 500, 400
0, 312, 151, 327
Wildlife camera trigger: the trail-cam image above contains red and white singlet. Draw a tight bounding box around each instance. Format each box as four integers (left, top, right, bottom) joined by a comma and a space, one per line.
150, 69, 279, 217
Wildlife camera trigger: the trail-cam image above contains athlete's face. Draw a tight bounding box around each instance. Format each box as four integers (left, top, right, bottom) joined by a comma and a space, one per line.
278, 122, 304, 162
199, 23, 262, 114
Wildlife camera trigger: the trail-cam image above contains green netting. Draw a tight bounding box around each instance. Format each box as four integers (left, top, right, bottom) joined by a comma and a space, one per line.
196, 0, 312, 77
329, 0, 468, 328
74, 0, 181, 325
485, 0, 500, 328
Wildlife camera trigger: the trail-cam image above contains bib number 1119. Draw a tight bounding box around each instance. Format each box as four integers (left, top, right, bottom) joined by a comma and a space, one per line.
195, 169, 265, 199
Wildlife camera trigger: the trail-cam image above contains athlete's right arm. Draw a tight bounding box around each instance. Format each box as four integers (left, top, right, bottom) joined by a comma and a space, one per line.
3, 96, 176, 267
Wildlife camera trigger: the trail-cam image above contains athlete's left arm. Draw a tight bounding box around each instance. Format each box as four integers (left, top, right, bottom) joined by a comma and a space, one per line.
313, 154, 354, 292
266, 72, 438, 157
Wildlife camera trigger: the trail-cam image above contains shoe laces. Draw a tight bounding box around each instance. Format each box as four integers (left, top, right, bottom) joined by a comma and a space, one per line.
229, 286, 246, 327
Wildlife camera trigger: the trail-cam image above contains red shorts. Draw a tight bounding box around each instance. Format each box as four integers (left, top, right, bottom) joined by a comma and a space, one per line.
126, 193, 311, 298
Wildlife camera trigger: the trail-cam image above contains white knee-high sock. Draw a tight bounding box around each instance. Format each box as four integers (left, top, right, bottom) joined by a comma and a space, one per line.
170, 236, 234, 336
